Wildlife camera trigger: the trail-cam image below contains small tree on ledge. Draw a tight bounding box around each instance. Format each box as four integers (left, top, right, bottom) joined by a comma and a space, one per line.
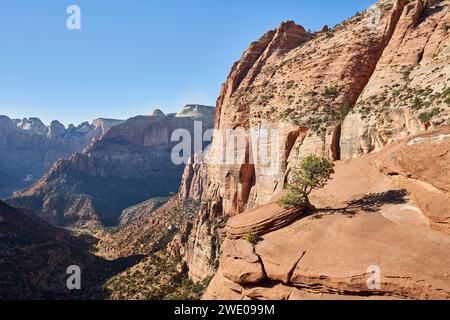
279, 155, 335, 209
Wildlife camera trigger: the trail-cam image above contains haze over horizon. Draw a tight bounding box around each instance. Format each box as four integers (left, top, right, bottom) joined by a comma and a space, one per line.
0, 0, 376, 126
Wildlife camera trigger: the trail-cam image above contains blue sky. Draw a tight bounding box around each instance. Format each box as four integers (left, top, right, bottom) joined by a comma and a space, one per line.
0, 0, 376, 126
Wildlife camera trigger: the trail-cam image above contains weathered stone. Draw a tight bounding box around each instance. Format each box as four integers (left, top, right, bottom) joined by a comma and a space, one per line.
226, 196, 304, 239
205, 128, 450, 300
0, 116, 122, 198
340, 0, 450, 159
8, 106, 215, 226
220, 239, 266, 285
185, 0, 450, 287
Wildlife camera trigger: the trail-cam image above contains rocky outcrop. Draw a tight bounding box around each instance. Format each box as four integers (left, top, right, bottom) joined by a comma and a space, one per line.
225, 196, 304, 239
207, 0, 448, 217
340, 0, 450, 159
208, 16, 371, 215
180, 0, 450, 286
220, 239, 266, 285
204, 128, 450, 300
206, 210, 450, 300
0, 116, 122, 198
8, 106, 214, 227
374, 126, 450, 234
179, 151, 210, 200
183, 203, 225, 283
175, 104, 217, 124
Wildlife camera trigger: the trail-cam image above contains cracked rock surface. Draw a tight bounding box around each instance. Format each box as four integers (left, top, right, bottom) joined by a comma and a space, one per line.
204, 128, 450, 300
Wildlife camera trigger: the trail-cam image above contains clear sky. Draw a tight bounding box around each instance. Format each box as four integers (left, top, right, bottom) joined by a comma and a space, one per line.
0, 0, 376, 126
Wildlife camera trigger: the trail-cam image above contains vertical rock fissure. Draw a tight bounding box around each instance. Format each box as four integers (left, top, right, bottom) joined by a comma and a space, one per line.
287, 250, 307, 283
253, 249, 268, 280
344, 0, 411, 119
332, 125, 342, 161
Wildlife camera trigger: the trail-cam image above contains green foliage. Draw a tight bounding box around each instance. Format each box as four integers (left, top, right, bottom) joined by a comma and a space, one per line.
285, 80, 295, 90
445, 97, 450, 105
279, 155, 335, 209
278, 190, 306, 209
441, 88, 450, 105
325, 30, 335, 38
411, 97, 423, 111
244, 233, 259, 245
340, 102, 352, 121
418, 108, 441, 123
402, 69, 411, 82
323, 86, 338, 97
105, 249, 212, 300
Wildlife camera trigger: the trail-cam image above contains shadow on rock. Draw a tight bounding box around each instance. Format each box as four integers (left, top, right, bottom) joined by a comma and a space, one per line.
311, 189, 409, 219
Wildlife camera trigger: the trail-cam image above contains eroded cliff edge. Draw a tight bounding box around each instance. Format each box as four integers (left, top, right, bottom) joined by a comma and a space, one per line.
179, 0, 450, 294
203, 128, 450, 300
98, 0, 450, 300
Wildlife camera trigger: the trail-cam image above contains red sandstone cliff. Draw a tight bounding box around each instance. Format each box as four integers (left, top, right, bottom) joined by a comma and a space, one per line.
180, 0, 450, 287
64, 0, 450, 300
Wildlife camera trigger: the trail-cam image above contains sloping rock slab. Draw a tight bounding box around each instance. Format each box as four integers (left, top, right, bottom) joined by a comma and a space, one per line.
374, 127, 450, 234
225, 198, 305, 239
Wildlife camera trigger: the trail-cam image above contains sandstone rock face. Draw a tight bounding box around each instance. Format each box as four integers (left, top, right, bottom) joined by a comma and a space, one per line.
8, 106, 214, 227
181, 0, 450, 285
208, 15, 385, 216
220, 239, 265, 285
225, 195, 304, 239
179, 151, 210, 201
341, 0, 450, 159
206, 212, 450, 300
183, 204, 224, 283
374, 126, 450, 234
204, 128, 450, 300
0, 116, 122, 198
180, 0, 425, 283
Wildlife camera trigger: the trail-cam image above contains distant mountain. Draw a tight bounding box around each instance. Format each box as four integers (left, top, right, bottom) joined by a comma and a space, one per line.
6, 0, 450, 302
0, 116, 123, 199
102, 0, 450, 300
174, 104, 216, 123
8, 105, 215, 227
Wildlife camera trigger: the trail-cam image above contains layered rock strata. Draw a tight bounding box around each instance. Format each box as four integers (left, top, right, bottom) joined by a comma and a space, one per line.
0, 117, 122, 198
179, 0, 450, 289
204, 128, 450, 300
8, 105, 214, 227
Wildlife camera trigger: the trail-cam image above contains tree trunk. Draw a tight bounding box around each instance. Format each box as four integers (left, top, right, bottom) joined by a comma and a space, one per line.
304, 197, 316, 212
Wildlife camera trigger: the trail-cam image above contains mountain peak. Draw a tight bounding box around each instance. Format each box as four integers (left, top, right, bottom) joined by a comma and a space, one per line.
151, 109, 166, 117
176, 104, 215, 122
